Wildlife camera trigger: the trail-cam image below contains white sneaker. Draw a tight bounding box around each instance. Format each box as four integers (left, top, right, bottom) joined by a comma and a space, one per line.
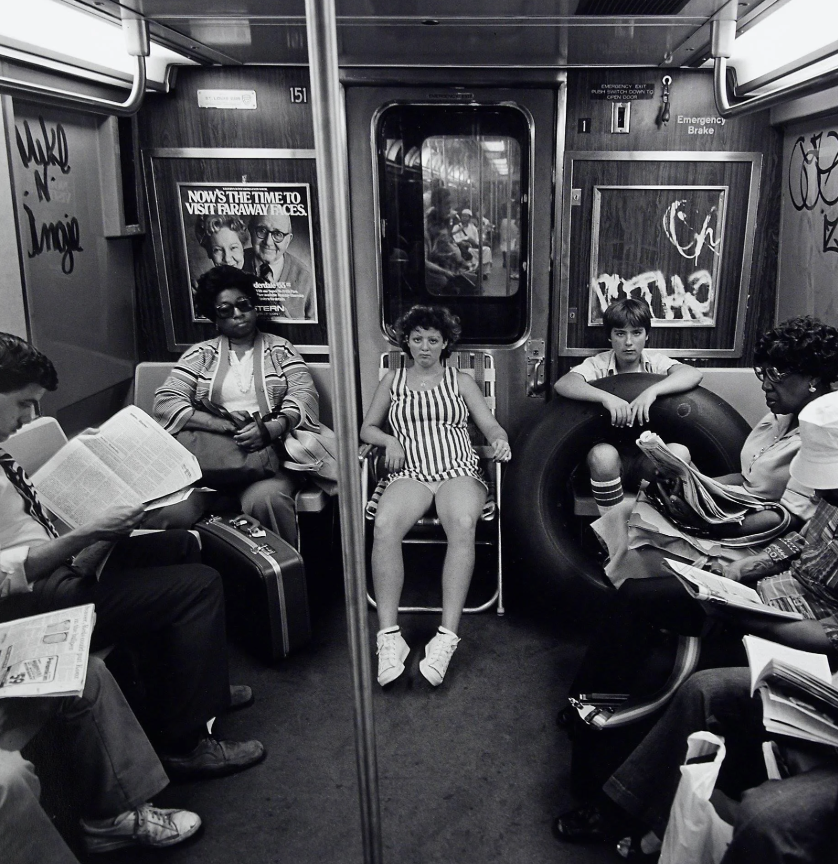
81, 803, 202, 853
376, 627, 410, 686
419, 627, 460, 686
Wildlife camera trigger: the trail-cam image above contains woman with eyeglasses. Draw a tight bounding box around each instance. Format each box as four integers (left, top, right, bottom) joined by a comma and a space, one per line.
594, 316, 838, 588
153, 265, 319, 544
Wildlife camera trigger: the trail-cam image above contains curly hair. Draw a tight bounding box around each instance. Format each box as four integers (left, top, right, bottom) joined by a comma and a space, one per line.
602, 298, 652, 333
193, 266, 261, 321
395, 305, 461, 360
754, 316, 838, 383
194, 215, 249, 252
0, 332, 58, 394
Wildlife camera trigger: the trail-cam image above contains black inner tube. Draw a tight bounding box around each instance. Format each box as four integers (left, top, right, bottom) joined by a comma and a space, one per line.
502, 374, 752, 598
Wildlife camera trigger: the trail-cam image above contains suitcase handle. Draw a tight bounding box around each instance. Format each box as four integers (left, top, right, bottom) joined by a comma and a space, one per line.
228, 513, 268, 539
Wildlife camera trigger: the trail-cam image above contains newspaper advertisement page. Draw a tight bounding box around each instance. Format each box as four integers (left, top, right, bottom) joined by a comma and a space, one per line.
31, 407, 201, 528
178, 181, 318, 324
0, 604, 94, 698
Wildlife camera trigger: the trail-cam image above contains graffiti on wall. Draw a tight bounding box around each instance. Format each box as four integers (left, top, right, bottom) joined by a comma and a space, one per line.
589, 186, 724, 326
14, 117, 83, 275
788, 130, 838, 255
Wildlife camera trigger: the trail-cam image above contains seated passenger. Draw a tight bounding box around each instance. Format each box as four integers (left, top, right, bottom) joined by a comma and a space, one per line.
154, 265, 320, 545
553, 297, 703, 516
595, 316, 837, 587
555, 667, 838, 863
1, 657, 200, 862
0, 333, 264, 778
566, 389, 838, 729
360, 305, 511, 687
452, 208, 492, 278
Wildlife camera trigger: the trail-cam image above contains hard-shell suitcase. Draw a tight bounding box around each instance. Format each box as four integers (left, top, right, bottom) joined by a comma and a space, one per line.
196, 513, 311, 662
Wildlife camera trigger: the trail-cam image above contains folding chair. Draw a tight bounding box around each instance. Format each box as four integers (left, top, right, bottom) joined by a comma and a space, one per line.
361, 350, 504, 615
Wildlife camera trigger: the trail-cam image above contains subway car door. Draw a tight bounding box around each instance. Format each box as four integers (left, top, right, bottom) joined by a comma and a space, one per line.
345, 85, 559, 443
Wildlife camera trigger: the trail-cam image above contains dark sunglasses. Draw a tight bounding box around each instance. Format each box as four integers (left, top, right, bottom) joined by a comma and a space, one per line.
754, 365, 793, 384
215, 297, 255, 319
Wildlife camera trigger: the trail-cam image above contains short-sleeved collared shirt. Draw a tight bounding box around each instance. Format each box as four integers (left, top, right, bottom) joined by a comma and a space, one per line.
570, 349, 679, 382
740, 413, 817, 521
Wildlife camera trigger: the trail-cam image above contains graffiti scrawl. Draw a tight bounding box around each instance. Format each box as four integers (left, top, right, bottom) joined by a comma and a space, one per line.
662, 199, 721, 262
788, 130, 838, 255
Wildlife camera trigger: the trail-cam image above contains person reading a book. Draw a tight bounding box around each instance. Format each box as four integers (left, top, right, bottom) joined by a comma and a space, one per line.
154, 264, 320, 545
553, 298, 703, 516
594, 316, 838, 588
554, 666, 838, 863
0, 332, 265, 780
1, 656, 202, 861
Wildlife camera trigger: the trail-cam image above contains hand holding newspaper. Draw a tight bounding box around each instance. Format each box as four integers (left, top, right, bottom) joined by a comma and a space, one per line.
743, 634, 838, 747
0, 604, 94, 698
30, 406, 201, 529
665, 558, 803, 620
637, 431, 769, 526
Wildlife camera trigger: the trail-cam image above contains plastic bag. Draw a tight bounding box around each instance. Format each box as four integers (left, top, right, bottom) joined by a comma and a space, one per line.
659, 731, 734, 864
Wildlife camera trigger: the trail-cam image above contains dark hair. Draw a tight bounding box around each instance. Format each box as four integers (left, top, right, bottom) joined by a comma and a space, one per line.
395, 305, 461, 360
602, 298, 652, 333
0, 332, 58, 393
754, 316, 838, 383
193, 265, 261, 321
194, 215, 248, 253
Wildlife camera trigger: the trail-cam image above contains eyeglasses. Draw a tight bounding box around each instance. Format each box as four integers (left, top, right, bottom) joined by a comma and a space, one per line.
252, 225, 289, 243
754, 366, 793, 384
215, 298, 255, 319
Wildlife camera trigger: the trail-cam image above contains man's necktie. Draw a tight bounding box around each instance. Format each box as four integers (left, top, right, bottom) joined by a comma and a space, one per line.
0, 450, 58, 537
259, 263, 273, 281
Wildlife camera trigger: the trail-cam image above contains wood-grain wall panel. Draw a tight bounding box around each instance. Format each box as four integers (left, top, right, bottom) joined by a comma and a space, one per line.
559, 69, 782, 371
135, 67, 319, 360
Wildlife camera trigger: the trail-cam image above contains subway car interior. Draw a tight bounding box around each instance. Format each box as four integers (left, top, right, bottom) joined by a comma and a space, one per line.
2, 1, 838, 862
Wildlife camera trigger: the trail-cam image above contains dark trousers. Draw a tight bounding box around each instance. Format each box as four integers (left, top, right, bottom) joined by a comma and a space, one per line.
570, 575, 747, 699
2, 530, 230, 743
604, 668, 838, 863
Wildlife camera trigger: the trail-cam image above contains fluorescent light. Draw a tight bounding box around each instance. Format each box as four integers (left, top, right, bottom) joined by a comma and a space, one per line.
731, 0, 838, 88
481, 140, 506, 152
0, 0, 194, 87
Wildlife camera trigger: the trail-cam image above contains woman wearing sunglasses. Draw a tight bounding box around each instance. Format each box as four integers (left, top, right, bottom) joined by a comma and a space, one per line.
153, 265, 319, 544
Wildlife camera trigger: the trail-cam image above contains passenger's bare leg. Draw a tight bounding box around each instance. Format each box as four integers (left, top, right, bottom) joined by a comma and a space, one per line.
434, 477, 487, 633
371, 479, 433, 629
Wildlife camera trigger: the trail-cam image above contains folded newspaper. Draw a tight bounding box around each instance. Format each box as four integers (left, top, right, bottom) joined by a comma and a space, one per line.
30, 406, 201, 529
744, 635, 838, 747
637, 431, 769, 526
0, 604, 95, 698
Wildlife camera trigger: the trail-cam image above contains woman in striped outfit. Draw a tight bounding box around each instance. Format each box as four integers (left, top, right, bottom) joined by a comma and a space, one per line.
361, 306, 511, 687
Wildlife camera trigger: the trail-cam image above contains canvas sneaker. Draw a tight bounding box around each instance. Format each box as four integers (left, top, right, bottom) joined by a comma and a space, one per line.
376, 626, 410, 685
81, 803, 201, 853
419, 627, 460, 686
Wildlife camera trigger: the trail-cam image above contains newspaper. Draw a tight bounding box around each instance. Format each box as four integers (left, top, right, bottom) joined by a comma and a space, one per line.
665, 559, 804, 620
744, 635, 838, 747
0, 604, 94, 698
637, 431, 768, 525
31, 406, 201, 528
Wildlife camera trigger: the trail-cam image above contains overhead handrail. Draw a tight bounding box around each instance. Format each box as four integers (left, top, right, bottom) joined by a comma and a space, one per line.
711, 18, 838, 118
0, 16, 149, 117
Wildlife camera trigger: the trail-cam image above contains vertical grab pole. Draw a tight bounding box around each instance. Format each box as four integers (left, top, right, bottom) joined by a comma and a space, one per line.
303, 3, 383, 864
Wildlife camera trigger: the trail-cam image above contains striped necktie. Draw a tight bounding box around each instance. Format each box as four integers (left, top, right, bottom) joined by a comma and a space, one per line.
0, 450, 58, 537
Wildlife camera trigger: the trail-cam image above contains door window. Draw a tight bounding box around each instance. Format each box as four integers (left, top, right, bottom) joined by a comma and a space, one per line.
376, 104, 529, 344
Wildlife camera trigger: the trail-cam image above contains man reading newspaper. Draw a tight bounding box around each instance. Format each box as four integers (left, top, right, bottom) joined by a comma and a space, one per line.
0, 333, 264, 780
1, 654, 202, 861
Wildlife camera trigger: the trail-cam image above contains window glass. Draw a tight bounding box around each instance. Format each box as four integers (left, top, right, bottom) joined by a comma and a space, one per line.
376, 105, 529, 344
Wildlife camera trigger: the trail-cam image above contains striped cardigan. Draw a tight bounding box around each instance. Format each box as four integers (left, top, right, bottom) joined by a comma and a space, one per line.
153, 332, 319, 434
